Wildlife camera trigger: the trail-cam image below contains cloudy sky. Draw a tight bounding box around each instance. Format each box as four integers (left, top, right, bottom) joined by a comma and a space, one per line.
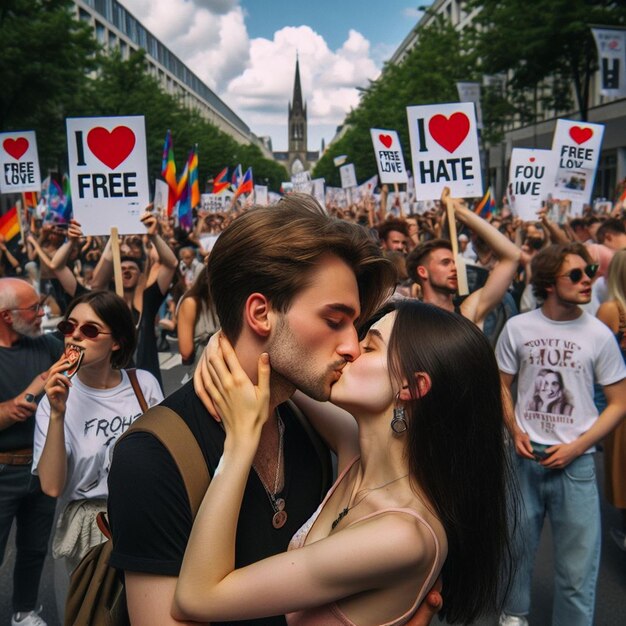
120, 0, 428, 151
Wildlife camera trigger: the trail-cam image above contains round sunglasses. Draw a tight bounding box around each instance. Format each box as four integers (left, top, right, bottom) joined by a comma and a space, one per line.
557, 264, 599, 283
57, 320, 112, 339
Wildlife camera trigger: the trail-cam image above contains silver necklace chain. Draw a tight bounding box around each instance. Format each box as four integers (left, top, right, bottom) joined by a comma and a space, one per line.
331, 473, 409, 530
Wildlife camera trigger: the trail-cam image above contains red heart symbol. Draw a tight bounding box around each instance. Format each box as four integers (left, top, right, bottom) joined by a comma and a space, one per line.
87, 126, 136, 170
569, 126, 593, 145
379, 134, 393, 149
428, 112, 470, 153
529, 157, 536, 162
3, 137, 29, 160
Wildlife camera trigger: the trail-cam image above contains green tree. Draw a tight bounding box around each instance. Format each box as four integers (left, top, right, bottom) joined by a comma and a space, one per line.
467, 0, 626, 121
0, 0, 98, 172
314, 17, 473, 184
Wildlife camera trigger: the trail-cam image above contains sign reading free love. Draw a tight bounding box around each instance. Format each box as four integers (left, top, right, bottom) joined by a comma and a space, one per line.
66, 116, 149, 235
0, 130, 41, 194
407, 102, 483, 200
370, 129, 408, 184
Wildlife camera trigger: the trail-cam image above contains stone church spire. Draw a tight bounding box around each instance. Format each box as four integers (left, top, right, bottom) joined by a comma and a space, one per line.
288, 55, 308, 174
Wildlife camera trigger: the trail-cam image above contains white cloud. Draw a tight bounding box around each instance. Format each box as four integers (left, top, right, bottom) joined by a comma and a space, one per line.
120, 1, 382, 150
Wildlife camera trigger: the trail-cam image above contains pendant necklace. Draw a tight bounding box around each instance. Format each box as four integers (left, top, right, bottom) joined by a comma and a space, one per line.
331, 473, 409, 531
253, 411, 287, 529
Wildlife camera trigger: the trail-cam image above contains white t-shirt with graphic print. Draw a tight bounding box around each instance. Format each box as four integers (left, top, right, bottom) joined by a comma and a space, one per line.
33, 369, 163, 503
496, 308, 626, 449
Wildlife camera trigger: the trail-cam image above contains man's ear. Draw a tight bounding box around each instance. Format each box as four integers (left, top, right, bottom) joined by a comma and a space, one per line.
416, 265, 428, 282
244, 293, 272, 338
398, 372, 432, 401
0, 309, 13, 325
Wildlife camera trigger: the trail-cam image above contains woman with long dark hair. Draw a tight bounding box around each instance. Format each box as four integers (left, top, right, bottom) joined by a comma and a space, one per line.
173, 300, 513, 625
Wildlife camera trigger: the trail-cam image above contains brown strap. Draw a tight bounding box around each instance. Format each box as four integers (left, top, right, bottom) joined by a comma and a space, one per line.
617, 302, 626, 334
126, 368, 148, 413
120, 406, 210, 516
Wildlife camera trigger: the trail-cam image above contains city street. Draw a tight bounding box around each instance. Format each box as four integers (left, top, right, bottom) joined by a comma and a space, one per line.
1, 348, 625, 625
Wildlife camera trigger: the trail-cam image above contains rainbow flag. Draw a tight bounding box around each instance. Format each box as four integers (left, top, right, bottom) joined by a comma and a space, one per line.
212, 167, 230, 194
45, 177, 72, 223
0, 206, 20, 242
161, 130, 178, 216
177, 149, 193, 230
235, 167, 253, 198
188, 145, 200, 209
474, 186, 495, 219
22, 191, 38, 212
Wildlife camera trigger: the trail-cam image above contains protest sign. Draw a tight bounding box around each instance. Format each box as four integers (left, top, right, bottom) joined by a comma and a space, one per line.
507, 148, 556, 221
291, 170, 312, 193
591, 27, 626, 97
201, 192, 234, 213
339, 163, 357, 189
333, 155, 347, 167
550, 119, 604, 205
456, 82, 483, 129
0, 131, 41, 194
153, 179, 169, 215
311, 178, 326, 209
407, 103, 483, 200
370, 129, 408, 184
254, 185, 268, 205
66, 115, 149, 235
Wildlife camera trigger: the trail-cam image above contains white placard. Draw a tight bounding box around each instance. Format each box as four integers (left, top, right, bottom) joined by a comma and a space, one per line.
407, 102, 483, 200
591, 28, 626, 97
66, 116, 149, 235
201, 192, 234, 212
291, 170, 312, 193
254, 185, 268, 205
153, 179, 169, 215
507, 149, 556, 221
550, 119, 604, 205
370, 129, 408, 184
0, 131, 41, 194
456, 82, 483, 129
339, 163, 357, 189
311, 178, 326, 209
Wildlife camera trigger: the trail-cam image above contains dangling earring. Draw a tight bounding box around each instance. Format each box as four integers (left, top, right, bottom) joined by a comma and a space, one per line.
390, 391, 408, 434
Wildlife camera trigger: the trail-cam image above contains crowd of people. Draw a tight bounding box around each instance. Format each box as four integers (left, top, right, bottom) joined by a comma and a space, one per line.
0, 183, 625, 626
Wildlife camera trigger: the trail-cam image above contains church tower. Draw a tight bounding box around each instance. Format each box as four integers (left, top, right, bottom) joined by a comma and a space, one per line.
287, 57, 308, 174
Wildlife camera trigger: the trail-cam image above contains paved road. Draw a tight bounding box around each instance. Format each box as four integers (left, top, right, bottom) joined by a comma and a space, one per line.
1, 350, 625, 625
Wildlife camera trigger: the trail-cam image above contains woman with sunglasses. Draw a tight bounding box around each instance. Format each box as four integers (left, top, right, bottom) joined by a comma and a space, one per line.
31, 290, 163, 618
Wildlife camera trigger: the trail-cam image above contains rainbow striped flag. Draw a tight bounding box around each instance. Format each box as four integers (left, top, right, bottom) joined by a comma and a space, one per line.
0, 206, 20, 242
177, 149, 194, 230
161, 130, 178, 216
474, 186, 495, 219
188, 145, 200, 209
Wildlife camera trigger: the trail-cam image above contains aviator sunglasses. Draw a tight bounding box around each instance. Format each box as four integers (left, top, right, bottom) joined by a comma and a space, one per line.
57, 319, 112, 339
557, 264, 599, 283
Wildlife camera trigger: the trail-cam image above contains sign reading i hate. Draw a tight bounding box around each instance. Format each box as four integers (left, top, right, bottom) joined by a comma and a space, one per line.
0, 130, 41, 194
66, 116, 149, 235
406, 102, 483, 200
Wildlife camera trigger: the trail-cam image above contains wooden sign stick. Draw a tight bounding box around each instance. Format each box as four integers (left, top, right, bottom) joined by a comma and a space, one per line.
110, 226, 123, 297
441, 187, 469, 296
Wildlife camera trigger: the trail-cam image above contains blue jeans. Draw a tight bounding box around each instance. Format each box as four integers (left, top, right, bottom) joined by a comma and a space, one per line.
505, 452, 600, 626
0, 464, 56, 613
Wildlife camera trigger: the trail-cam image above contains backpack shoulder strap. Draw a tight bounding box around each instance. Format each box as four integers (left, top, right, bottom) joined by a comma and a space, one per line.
126, 368, 148, 413
121, 406, 210, 516
284, 399, 332, 499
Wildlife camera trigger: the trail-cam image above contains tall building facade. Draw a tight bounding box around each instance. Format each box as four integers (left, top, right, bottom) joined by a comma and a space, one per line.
73, 0, 272, 157
274, 59, 319, 174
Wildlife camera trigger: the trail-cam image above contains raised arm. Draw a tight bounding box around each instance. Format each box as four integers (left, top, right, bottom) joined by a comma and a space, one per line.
141, 210, 177, 294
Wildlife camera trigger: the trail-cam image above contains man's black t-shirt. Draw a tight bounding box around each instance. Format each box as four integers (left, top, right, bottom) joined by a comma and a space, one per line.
108, 380, 331, 626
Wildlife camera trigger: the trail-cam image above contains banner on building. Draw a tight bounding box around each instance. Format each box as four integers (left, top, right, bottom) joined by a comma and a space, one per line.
591, 27, 626, 97
507, 148, 556, 221
456, 82, 483, 129
66, 116, 149, 235
407, 102, 483, 200
550, 119, 605, 206
0, 131, 41, 194
370, 129, 408, 184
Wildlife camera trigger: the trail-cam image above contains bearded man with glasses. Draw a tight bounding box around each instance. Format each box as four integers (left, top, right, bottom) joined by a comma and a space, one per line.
495, 243, 626, 626
0, 278, 64, 626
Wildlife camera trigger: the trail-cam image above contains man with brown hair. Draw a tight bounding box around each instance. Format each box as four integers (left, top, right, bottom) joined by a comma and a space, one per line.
406, 198, 520, 329
109, 195, 447, 625
496, 242, 626, 626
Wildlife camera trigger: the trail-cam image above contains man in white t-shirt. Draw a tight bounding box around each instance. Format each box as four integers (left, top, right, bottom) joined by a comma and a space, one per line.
496, 242, 626, 626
